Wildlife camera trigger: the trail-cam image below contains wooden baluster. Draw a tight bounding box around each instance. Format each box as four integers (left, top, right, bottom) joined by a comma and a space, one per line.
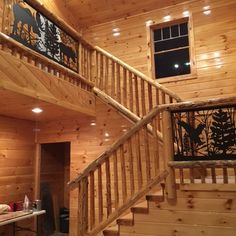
201, 167, 206, 183
91, 49, 97, 83
190, 167, 194, 183
105, 159, 112, 217
100, 54, 104, 90
113, 151, 119, 209
95, 51, 99, 87
97, 164, 103, 222
128, 138, 135, 195
148, 83, 153, 112
78, 177, 88, 235
87, 49, 91, 80
80, 45, 84, 76
223, 167, 228, 184
134, 75, 140, 116
104, 56, 109, 94
210, 167, 216, 183
90, 171, 95, 230
169, 96, 173, 104
161, 91, 166, 104
129, 71, 134, 112
152, 117, 159, 175
179, 168, 184, 184
135, 132, 143, 189
123, 68, 128, 108
156, 90, 161, 130
111, 60, 115, 98
116, 64, 121, 103
141, 79, 146, 116
144, 126, 151, 181
120, 145, 127, 203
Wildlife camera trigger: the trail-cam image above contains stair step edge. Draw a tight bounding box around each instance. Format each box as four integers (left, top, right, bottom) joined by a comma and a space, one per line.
131, 206, 149, 214
117, 218, 134, 226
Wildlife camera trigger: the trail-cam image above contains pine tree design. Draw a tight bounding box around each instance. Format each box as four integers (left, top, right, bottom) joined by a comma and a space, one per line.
210, 109, 236, 155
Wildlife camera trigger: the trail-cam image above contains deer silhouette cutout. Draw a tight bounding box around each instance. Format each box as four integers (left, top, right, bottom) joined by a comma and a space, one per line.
178, 120, 205, 145
12, 3, 41, 44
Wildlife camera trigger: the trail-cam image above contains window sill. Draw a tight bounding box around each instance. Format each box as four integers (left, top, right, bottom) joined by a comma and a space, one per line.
156, 74, 197, 84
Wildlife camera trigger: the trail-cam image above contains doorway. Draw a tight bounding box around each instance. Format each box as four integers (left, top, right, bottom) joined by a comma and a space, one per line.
40, 142, 70, 235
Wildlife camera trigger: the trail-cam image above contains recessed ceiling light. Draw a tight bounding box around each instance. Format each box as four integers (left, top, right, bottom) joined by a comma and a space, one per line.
203, 10, 211, 15
113, 32, 120, 37
90, 121, 96, 126
32, 107, 43, 114
203, 6, 210, 10
104, 132, 109, 137
145, 20, 153, 26
163, 15, 171, 21
112, 28, 120, 32
182, 11, 190, 16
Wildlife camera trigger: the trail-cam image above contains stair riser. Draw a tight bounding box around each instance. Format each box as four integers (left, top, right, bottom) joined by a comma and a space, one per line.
119, 223, 236, 235
133, 209, 236, 227
148, 197, 236, 213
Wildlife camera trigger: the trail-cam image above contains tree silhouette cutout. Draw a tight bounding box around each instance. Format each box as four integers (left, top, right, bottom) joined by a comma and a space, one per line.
210, 109, 236, 155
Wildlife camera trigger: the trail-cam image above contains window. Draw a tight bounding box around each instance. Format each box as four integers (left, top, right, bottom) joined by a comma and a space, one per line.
152, 18, 192, 79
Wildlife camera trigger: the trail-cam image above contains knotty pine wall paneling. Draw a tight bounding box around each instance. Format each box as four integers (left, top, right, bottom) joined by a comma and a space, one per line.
83, 0, 236, 101
0, 116, 36, 236
37, 98, 133, 236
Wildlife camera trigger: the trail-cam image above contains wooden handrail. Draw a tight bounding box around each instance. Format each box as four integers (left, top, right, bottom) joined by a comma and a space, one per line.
169, 160, 236, 168
95, 46, 182, 102
0, 32, 94, 91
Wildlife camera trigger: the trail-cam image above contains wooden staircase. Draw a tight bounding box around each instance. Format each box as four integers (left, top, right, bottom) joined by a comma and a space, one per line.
104, 184, 236, 236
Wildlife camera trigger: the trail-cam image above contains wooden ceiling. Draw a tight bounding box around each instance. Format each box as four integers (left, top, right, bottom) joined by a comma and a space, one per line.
0, 88, 92, 122
63, 0, 190, 27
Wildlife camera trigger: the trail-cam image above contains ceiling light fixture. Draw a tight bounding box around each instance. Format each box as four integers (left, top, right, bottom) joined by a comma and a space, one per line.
203, 10, 211, 15
163, 15, 171, 22
32, 107, 43, 114
182, 10, 190, 16
113, 32, 120, 37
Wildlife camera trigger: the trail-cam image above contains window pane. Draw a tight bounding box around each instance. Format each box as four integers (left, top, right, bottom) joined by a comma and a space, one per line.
155, 48, 190, 78
162, 27, 170, 39
171, 25, 179, 37
154, 36, 189, 52
180, 22, 188, 35
154, 29, 162, 41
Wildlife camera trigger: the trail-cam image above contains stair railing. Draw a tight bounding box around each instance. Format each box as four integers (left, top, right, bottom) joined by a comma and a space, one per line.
68, 104, 171, 235
92, 46, 183, 118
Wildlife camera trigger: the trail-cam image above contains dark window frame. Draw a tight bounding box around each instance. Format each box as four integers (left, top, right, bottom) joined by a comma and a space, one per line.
149, 17, 196, 82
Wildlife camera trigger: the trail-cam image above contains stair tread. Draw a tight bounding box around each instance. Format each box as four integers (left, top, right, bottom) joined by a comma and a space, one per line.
103, 225, 119, 236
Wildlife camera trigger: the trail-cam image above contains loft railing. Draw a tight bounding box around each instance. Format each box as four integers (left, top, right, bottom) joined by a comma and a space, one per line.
0, 32, 94, 92
68, 105, 171, 235
1, 0, 183, 121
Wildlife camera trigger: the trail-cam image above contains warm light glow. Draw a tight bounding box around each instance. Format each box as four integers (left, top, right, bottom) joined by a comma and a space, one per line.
182, 10, 190, 16
145, 20, 153, 26
163, 15, 171, 22
214, 52, 220, 57
113, 32, 120, 37
203, 10, 211, 15
90, 121, 96, 126
203, 6, 210, 10
105, 132, 110, 137
174, 64, 179, 69
32, 107, 43, 114
112, 28, 120, 32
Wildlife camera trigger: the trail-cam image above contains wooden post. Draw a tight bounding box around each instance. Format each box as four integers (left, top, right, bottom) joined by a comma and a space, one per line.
78, 177, 88, 236
162, 110, 176, 199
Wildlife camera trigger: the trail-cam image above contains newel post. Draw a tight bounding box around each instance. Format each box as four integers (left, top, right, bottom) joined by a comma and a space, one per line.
162, 109, 176, 199
78, 176, 88, 236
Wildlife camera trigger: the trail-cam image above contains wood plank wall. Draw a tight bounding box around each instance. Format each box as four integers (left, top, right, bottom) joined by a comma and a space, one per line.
0, 116, 35, 236
83, 0, 236, 101
37, 98, 133, 236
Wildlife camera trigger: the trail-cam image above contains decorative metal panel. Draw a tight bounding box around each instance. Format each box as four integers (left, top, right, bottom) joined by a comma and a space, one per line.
8, 1, 78, 72
172, 106, 236, 161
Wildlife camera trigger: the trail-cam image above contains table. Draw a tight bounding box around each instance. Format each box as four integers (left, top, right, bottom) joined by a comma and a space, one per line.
0, 210, 46, 235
